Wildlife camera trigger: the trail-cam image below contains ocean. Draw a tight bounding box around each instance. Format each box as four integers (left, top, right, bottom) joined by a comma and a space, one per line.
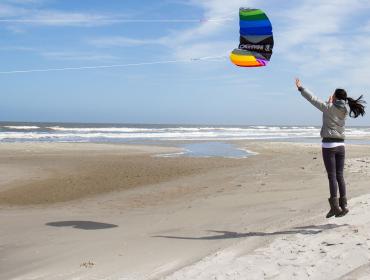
1, 121, 370, 158
1, 122, 370, 143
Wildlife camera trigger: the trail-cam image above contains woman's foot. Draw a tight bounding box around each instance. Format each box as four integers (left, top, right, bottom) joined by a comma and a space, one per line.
326, 197, 343, 218
339, 196, 349, 216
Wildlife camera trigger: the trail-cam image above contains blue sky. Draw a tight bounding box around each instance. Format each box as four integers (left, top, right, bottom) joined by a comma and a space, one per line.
0, 0, 369, 125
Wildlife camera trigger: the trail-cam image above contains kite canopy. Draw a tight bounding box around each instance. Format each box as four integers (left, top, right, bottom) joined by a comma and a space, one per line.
230, 8, 273, 67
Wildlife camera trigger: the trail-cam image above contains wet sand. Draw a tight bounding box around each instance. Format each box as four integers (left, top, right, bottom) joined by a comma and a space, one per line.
0, 143, 240, 205
0, 141, 370, 279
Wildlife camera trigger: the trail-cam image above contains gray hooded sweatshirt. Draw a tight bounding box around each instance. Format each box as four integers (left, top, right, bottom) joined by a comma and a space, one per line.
299, 87, 348, 141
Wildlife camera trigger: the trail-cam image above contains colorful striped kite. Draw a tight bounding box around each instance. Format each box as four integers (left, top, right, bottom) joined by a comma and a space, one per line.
230, 8, 273, 67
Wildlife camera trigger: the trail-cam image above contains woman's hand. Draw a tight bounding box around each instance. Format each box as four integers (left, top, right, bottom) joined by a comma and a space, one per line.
295, 78, 302, 89
328, 95, 333, 103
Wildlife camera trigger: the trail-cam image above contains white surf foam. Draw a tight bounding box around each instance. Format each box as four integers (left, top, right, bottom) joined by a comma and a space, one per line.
1, 126, 370, 142
3, 125, 40, 130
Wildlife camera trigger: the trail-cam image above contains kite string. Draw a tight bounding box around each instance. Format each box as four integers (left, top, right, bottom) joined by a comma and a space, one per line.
0, 18, 234, 23
0, 55, 228, 74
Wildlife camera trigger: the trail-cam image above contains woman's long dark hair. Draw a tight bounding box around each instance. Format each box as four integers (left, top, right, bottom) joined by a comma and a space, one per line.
334, 88, 366, 118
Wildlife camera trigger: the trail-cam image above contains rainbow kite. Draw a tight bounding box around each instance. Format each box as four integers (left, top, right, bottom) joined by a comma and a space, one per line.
230, 8, 274, 67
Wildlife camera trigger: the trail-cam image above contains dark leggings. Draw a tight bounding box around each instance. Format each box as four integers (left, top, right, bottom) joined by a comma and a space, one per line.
322, 146, 346, 198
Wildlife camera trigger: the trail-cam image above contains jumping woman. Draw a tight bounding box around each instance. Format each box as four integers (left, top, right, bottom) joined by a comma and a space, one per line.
295, 78, 366, 218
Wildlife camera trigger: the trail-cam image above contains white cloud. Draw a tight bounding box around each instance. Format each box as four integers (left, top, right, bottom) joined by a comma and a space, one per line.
87, 0, 249, 59
4, 0, 46, 5
0, 3, 28, 17
4, 11, 118, 27
276, 0, 365, 55
164, 0, 251, 59
0, 1, 125, 27
275, 0, 370, 87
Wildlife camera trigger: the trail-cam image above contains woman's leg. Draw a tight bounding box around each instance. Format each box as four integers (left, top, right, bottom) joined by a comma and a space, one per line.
322, 147, 338, 197
335, 146, 346, 197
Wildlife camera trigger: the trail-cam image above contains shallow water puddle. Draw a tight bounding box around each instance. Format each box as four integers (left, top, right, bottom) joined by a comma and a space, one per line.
155, 142, 257, 159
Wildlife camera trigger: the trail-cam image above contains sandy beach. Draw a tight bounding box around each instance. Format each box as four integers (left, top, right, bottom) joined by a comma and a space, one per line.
1, 141, 370, 279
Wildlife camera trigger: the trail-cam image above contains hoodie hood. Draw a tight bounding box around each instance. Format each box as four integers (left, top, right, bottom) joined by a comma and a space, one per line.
334, 99, 347, 110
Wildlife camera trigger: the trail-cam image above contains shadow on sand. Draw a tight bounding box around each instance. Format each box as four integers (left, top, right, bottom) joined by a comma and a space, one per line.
46, 220, 118, 230
152, 223, 349, 240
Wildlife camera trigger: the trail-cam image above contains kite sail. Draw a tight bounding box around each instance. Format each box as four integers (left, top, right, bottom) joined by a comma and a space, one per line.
230, 8, 273, 67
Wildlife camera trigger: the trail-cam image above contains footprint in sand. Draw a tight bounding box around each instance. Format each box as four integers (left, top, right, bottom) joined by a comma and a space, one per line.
80, 261, 95, 268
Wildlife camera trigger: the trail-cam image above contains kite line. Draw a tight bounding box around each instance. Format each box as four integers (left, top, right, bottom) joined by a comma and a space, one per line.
0, 55, 228, 74
0, 18, 233, 24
